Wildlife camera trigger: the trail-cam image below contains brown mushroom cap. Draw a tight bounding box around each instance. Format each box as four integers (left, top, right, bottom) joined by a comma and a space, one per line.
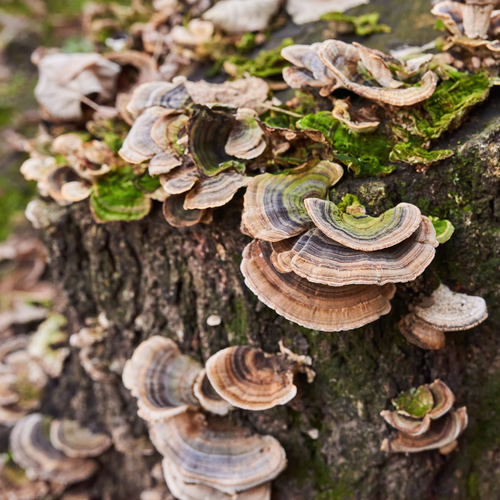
193, 369, 232, 416
149, 152, 183, 177
162, 459, 271, 500
304, 200, 422, 251
163, 194, 211, 228
122, 336, 201, 422
241, 239, 396, 332
10, 414, 98, 485
413, 284, 488, 331
380, 411, 432, 436
46, 166, 84, 203
50, 419, 112, 458
428, 379, 455, 420
279, 220, 436, 287
184, 171, 251, 210
160, 161, 202, 195
381, 407, 468, 453
150, 411, 286, 495
431, 1, 464, 37
399, 314, 446, 350
205, 346, 297, 411
241, 160, 344, 242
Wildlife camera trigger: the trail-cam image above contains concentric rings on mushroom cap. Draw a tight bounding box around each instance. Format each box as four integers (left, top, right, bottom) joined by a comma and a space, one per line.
304, 200, 422, 251
205, 346, 297, 411
163, 194, 211, 228
282, 219, 436, 286
122, 336, 201, 422
193, 369, 232, 416
150, 411, 286, 495
399, 313, 446, 350
241, 240, 396, 332
162, 459, 271, 500
10, 413, 98, 485
381, 407, 468, 453
241, 160, 344, 242
50, 419, 112, 458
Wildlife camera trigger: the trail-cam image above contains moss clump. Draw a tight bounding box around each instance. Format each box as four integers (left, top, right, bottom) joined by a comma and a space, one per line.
389, 142, 453, 165
336, 194, 362, 213
226, 295, 249, 346
90, 167, 152, 222
320, 11, 391, 36
392, 386, 434, 418
297, 112, 395, 178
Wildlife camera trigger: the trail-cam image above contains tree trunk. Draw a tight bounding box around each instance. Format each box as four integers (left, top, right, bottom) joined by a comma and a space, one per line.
32, 1, 500, 499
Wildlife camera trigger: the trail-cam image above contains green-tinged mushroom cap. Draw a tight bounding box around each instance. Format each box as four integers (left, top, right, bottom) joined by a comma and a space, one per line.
241, 160, 344, 242
429, 216, 455, 244
225, 109, 266, 160
188, 105, 241, 177
393, 385, 434, 419
304, 200, 422, 251
91, 168, 152, 223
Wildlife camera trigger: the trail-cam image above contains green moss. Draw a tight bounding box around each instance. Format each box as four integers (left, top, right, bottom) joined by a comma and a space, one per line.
87, 119, 130, 153
134, 171, 161, 193
336, 194, 362, 213
61, 36, 95, 53
226, 296, 249, 346
320, 11, 391, 36
389, 142, 453, 165
90, 167, 152, 222
393, 385, 434, 418
297, 112, 395, 178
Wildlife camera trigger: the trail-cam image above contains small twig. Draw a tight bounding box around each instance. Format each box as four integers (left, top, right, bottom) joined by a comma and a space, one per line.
261, 103, 304, 118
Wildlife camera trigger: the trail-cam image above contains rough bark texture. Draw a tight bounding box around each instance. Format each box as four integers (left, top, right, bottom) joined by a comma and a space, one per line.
21, 1, 500, 499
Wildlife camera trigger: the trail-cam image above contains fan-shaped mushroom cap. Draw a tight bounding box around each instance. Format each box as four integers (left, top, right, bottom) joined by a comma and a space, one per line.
331, 100, 380, 133
0, 459, 49, 500
413, 284, 488, 331
225, 109, 266, 160
149, 411, 286, 495
242, 160, 344, 242
162, 459, 271, 500
34, 52, 120, 121
286, 0, 369, 24
380, 411, 432, 436
52, 134, 84, 156
119, 107, 168, 164
160, 162, 201, 195
184, 78, 269, 112
205, 346, 297, 411
163, 194, 211, 227
123, 336, 201, 422
46, 166, 84, 203
352, 42, 403, 90
188, 105, 242, 176
431, 1, 464, 37
126, 80, 191, 117
20, 157, 56, 182
60, 181, 92, 202
184, 171, 251, 210
281, 220, 436, 287
281, 44, 338, 94
171, 18, 215, 46
149, 152, 183, 177
10, 414, 98, 484
381, 407, 468, 454
304, 200, 422, 251
193, 369, 232, 416
317, 41, 438, 106
202, 0, 280, 34
399, 313, 446, 350
241, 240, 396, 331
50, 419, 112, 458
28, 315, 69, 378
428, 379, 455, 420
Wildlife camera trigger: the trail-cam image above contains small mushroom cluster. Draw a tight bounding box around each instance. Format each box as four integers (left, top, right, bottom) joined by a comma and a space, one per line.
119, 76, 271, 227
381, 380, 468, 454
123, 336, 313, 498
399, 284, 488, 349
0, 315, 69, 426
282, 39, 437, 106
241, 165, 440, 331
8, 413, 111, 489
432, 0, 500, 58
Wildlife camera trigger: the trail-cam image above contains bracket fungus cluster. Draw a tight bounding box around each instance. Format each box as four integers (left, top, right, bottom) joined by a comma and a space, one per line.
123, 337, 297, 498
241, 171, 439, 331
381, 380, 468, 454
282, 39, 438, 105
399, 284, 488, 349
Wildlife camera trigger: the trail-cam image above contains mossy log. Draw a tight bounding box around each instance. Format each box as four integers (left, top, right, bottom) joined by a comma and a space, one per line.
29, 1, 500, 499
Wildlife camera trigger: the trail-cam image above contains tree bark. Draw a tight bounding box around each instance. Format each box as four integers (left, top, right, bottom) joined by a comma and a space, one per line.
28, 1, 500, 498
